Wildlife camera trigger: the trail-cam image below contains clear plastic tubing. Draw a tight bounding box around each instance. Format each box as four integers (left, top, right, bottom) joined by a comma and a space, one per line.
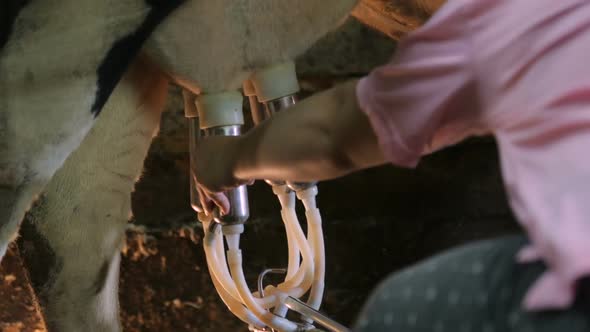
298, 186, 325, 310
201, 221, 265, 328
274, 190, 314, 294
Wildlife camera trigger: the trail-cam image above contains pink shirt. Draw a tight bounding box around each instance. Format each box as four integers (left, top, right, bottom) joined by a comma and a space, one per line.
358, 0, 590, 311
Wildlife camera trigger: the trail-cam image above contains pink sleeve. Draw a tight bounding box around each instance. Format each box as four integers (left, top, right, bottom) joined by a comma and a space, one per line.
357, 1, 483, 168
496, 107, 590, 310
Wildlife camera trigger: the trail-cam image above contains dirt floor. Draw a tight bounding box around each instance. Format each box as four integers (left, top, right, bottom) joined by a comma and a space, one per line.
0, 245, 45, 332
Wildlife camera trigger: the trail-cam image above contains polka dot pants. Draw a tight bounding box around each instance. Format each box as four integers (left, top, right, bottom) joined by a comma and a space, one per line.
353, 235, 590, 332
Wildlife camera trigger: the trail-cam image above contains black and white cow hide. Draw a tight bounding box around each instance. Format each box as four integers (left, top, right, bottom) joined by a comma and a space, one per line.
0, 0, 360, 330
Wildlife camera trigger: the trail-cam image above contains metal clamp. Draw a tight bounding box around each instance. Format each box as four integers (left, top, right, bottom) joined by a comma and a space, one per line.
284, 297, 350, 332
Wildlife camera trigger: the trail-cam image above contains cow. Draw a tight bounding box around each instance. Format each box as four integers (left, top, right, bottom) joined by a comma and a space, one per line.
0, 0, 439, 330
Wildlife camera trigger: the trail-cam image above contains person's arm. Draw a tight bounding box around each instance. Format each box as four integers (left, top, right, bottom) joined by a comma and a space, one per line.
195, 0, 474, 211
193, 79, 386, 194
235, 79, 385, 182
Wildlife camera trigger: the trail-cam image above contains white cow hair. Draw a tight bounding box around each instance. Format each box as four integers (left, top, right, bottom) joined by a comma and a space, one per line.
0, 0, 150, 244
145, 0, 358, 93
24, 56, 167, 332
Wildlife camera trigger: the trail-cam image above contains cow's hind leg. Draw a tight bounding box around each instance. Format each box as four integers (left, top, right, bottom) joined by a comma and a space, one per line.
18, 56, 169, 332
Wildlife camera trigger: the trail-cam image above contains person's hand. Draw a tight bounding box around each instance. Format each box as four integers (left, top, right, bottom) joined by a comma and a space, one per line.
191, 135, 252, 215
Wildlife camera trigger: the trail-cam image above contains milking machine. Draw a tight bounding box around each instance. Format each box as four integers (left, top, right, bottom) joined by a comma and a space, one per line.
184, 61, 350, 332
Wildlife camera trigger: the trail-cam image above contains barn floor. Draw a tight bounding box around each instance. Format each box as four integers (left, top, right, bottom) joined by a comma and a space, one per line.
1, 19, 520, 332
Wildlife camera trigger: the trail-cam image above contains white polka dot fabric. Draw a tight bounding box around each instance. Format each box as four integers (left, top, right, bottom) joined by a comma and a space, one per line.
353, 236, 590, 332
